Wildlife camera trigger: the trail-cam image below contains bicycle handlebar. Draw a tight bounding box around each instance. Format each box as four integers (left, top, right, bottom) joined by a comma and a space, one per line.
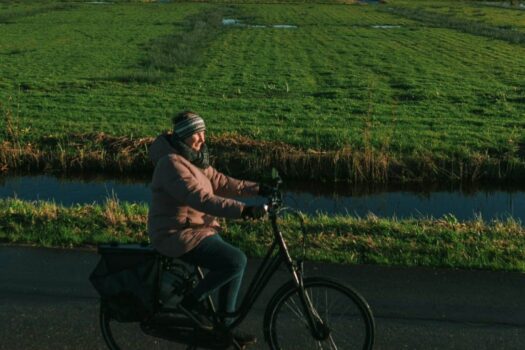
263, 169, 308, 263
265, 170, 284, 214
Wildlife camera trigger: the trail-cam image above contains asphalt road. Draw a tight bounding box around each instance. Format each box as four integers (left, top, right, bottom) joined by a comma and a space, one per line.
1, 245, 524, 349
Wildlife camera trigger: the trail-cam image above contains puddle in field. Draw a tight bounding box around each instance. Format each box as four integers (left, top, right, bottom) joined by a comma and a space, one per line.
222, 18, 298, 29
272, 25, 298, 29
371, 25, 402, 29
222, 18, 239, 26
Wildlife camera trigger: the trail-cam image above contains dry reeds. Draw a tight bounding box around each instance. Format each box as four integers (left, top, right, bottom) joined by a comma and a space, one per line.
0, 131, 151, 175
1, 131, 524, 184
209, 134, 525, 184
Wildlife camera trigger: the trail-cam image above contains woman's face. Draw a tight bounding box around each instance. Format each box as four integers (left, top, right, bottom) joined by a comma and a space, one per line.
184, 131, 205, 152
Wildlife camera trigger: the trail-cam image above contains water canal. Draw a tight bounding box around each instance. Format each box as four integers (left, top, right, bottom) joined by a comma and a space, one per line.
0, 175, 523, 222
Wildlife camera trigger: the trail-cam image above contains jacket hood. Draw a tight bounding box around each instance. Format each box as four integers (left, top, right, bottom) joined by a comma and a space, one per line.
149, 133, 177, 166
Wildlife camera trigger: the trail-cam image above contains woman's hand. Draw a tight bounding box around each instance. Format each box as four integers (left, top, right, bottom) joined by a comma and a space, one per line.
258, 183, 273, 196
241, 205, 268, 220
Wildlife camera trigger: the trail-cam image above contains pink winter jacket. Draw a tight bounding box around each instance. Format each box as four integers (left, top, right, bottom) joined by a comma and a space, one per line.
147, 134, 259, 257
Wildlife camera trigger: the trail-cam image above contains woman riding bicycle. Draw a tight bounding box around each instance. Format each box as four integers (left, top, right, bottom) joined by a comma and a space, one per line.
147, 111, 269, 347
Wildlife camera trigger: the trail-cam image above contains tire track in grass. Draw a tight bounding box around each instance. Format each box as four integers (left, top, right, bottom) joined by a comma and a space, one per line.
383, 5, 525, 45
0, 3, 77, 24
410, 27, 525, 85
349, 24, 524, 93
191, 3, 417, 128
394, 0, 525, 33
135, 4, 515, 147
326, 21, 524, 145
392, 30, 511, 108
141, 5, 234, 73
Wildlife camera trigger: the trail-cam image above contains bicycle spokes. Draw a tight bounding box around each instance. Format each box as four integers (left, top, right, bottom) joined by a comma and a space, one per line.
267, 278, 374, 350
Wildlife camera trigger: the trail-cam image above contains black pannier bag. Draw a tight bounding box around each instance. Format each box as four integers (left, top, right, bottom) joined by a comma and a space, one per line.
90, 244, 160, 322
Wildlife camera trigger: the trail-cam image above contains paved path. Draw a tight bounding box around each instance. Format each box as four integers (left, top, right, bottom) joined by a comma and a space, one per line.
1, 245, 524, 349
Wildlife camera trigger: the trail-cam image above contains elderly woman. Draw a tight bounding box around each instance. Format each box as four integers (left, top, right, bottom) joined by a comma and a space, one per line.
147, 111, 268, 345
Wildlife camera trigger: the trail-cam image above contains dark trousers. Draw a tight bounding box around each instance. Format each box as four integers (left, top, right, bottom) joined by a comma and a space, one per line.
179, 234, 247, 321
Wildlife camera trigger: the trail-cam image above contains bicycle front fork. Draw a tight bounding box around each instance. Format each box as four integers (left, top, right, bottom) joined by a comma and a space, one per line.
291, 261, 331, 341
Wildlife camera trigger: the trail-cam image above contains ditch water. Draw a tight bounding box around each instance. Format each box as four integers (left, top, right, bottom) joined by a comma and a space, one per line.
0, 175, 524, 222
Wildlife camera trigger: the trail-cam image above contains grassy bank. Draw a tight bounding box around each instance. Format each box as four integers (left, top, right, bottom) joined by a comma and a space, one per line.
1, 198, 524, 272
2, 132, 525, 183
1, 1, 524, 183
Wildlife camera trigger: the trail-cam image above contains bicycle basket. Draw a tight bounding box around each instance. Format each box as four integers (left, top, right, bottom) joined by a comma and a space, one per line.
89, 244, 160, 322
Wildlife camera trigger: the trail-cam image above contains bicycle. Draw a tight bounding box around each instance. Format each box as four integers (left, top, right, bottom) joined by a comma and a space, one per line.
97, 170, 375, 349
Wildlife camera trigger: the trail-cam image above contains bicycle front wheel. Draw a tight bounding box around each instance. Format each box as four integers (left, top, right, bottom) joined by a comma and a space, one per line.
265, 277, 375, 350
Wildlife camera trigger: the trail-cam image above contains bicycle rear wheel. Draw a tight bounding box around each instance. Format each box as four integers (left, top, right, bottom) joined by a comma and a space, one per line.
265, 277, 375, 350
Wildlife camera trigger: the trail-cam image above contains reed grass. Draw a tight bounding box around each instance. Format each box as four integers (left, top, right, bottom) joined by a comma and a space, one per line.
1, 198, 524, 271
1, 131, 524, 184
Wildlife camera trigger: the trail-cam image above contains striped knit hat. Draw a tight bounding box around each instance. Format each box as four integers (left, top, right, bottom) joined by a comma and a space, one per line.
172, 111, 206, 139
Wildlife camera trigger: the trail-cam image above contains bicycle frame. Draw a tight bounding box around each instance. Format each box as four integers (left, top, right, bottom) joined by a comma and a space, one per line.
157, 208, 299, 324
215, 206, 322, 336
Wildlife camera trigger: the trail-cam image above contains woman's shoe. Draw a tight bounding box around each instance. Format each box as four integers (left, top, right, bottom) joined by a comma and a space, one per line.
177, 295, 214, 331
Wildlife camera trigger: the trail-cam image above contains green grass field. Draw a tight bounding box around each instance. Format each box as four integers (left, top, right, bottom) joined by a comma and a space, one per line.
1, 0, 524, 182
1, 197, 524, 271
